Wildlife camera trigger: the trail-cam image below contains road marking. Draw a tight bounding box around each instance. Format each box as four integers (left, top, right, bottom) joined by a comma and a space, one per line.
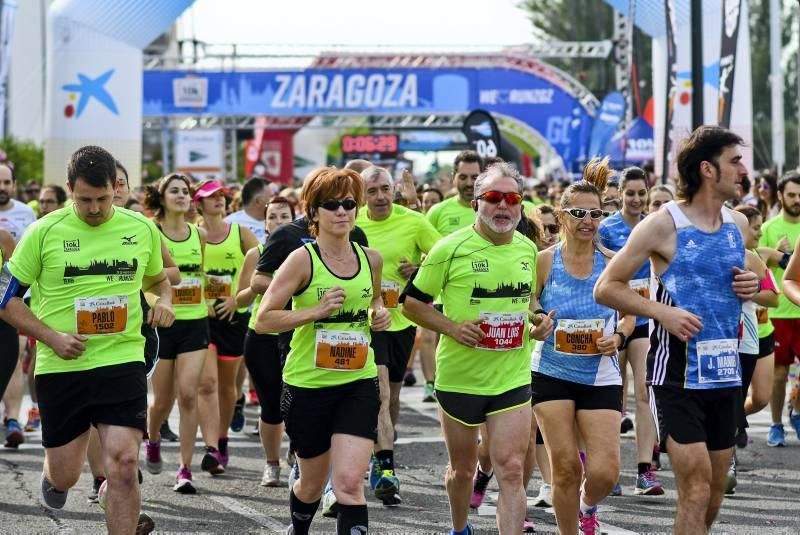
207, 495, 286, 531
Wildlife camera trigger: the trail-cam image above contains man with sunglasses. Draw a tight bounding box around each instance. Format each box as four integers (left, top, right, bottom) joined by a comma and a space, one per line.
402, 162, 553, 535
595, 126, 760, 533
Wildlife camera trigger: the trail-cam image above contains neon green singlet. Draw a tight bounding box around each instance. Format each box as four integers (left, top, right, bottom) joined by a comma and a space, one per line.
248, 243, 266, 331
283, 242, 377, 388
161, 223, 207, 320
204, 223, 246, 312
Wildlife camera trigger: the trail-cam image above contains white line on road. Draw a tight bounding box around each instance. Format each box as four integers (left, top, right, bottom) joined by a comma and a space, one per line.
207, 495, 286, 532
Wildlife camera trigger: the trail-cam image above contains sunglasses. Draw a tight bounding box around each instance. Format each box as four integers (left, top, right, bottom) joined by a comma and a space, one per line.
318, 199, 358, 211
564, 207, 604, 220
476, 191, 522, 205
543, 224, 559, 234
760, 183, 771, 190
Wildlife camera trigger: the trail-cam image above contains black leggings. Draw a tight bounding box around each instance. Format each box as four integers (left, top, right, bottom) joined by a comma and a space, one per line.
243, 329, 284, 425
737, 353, 759, 432
0, 319, 19, 399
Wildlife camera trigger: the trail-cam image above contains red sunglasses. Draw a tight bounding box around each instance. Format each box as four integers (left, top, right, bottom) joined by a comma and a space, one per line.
476, 191, 523, 205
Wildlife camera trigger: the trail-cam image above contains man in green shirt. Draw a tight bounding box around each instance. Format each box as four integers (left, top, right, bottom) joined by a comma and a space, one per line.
426, 150, 482, 236
0, 146, 174, 534
356, 165, 441, 505
402, 162, 553, 534
760, 172, 800, 447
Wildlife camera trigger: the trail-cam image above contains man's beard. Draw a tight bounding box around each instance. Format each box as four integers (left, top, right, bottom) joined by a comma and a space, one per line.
785, 203, 800, 218
0, 191, 10, 206
479, 211, 519, 234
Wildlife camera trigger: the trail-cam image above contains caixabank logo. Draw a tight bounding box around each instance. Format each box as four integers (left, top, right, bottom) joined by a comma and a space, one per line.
61, 69, 119, 119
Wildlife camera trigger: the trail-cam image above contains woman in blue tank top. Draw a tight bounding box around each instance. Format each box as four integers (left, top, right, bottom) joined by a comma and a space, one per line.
530, 157, 635, 534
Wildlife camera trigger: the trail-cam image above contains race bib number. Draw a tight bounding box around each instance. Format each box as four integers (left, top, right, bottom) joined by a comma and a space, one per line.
554, 319, 605, 355
756, 306, 769, 325
75, 295, 128, 335
205, 275, 232, 300
172, 277, 202, 305
697, 339, 740, 384
314, 329, 369, 371
477, 312, 525, 351
630, 278, 650, 300
381, 280, 400, 309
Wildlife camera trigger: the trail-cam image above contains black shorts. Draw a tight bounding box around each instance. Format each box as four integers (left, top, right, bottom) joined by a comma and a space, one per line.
243, 329, 283, 425
436, 384, 531, 426
35, 362, 147, 448
650, 385, 739, 451
0, 318, 18, 398
759, 331, 775, 358
624, 323, 649, 347
157, 318, 209, 360
281, 378, 379, 459
209, 310, 249, 358
531, 371, 622, 412
370, 326, 416, 383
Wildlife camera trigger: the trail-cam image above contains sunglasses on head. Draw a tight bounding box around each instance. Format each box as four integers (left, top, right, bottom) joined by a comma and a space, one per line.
543, 223, 559, 234
564, 207, 604, 220
476, 191, 522, 205
318, 198, 358, 211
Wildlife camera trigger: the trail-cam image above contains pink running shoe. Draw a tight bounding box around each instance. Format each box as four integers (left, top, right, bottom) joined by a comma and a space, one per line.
470, 468, 493, 509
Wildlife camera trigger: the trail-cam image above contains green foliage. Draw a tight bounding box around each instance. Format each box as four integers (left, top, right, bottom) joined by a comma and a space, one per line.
0, 137, 43, 184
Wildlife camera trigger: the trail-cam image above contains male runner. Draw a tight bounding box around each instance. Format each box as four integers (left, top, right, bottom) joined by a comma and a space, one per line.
426, 150, 481, 236
0, 146, 175, 534
595, 126, 760, 533
225, 177, 272, 243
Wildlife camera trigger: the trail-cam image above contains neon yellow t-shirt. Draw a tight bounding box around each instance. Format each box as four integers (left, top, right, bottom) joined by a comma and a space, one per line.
759, 215, 800, 319
426, 196, 475, 236
356, 204, 441, 331
9, 206, 164, 375
410, 226, 537, 395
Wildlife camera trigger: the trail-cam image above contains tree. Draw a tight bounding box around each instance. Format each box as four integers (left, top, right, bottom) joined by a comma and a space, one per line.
0, 137, 44, 184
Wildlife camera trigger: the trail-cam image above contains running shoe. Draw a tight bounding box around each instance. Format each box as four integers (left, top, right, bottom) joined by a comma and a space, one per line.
522, 517, 535, 533
40, 473, 67, 509
651, 445, 662, 471
218, 437, 230, 467
97, 479, 108, 510
620, 416, 634, 434
160, 420, 178, 442
200, 446, 225, 475
136, 512, 155, 535
321, 484, 339, 518
286, 450, 296, 467
261, 463, 281, 487
4, 419, 24, 448
635, 471, 664, 495
247, 389, 259, 406
287, 461, 300, 492
374, 469, 401, 506
423, 382, 436, 403
578, 506, 599, 534
735, 428, 749, 449
250, 422, 260, 436
24, 407, 40, 432
145, 439, 162, 474
609, 482, 622, 496
533, 483, 552, 507
725, 453, 737, 495
173, 466, 196, 494
230, 395, 245, 433
767, 423, 786, 447
87, 476, 106, 504
368, 454, 382, 490
470, 468, 493, 509
403, 369, 417, 387
450, 523, 474, 535
790, 408, 800, 440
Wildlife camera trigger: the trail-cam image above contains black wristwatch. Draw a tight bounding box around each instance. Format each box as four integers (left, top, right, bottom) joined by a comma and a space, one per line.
614, 331, 627, 350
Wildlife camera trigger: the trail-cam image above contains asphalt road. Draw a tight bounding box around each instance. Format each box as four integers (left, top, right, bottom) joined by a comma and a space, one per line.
1, 376, 799, 534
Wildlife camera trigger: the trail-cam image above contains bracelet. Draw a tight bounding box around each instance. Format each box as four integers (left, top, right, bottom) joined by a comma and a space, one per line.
533, 308, 547, 316
614, 331, 627, 350
779, 251, 792, 270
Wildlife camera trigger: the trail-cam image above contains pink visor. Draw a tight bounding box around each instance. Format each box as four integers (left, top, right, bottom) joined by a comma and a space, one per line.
193, 181, 226, 202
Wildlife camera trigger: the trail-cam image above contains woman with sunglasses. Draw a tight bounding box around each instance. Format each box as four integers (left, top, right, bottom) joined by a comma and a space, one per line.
195, 180, 259, 473
535, 205, 560, 250
757, 173, 780, 220
531, 157, 634, 535
597, 166, 663, 497
256, 168, 390, 535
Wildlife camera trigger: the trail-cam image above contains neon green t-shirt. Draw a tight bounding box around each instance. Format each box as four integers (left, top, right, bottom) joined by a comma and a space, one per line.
9, 206, 164, 375
284, 243, 377, 388
356, 204, 441, 331
411, 226, 537, 396
759, 215, 800, 319
426, 196, 475, 236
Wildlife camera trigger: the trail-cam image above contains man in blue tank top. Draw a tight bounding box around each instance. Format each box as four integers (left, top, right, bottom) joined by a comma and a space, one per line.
595, 126, 760, 534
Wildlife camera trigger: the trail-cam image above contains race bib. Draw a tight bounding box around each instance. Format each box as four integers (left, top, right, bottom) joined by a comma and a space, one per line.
75, 295, 128, 335
630, 278, 650, 300
477, 312, 525, 351
172, 277, 203, 305
314, 329, 369, 371
381, 280, 400, 309
205, 274, 232, 299
554, 318, 605, 355
756, 306, 769, 325
697, 339, 740, 384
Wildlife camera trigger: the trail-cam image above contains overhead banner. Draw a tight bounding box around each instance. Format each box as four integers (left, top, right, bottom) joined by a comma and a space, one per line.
174, 129, 224, 179
718, 0, 742, 128
588, 91, 625, 157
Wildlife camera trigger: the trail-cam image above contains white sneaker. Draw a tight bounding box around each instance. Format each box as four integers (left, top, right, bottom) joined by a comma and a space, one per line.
321, 487, 339, 518
287, 461, 300, 492
261, 463, 281, 487
534, 483, 552, 507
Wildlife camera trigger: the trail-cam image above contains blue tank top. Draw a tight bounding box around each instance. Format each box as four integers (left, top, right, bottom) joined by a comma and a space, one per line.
598, 211, 650, 328
647, 202, 744, 390
531, 243, 621, 386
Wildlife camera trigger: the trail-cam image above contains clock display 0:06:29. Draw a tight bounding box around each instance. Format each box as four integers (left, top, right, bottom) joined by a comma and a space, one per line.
341, 134, 399, 154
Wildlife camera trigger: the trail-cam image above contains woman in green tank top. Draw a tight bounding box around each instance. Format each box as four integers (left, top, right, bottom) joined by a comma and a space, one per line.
256, 168, 390, 534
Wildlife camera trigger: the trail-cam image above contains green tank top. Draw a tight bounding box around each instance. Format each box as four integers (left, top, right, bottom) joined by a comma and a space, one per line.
161, 223, 207, 320
248, 243, 265, 331
205, 223, 247, 312
283, 242, 377, 388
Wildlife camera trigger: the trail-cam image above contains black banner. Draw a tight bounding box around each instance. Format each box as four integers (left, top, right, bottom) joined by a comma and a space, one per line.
718, 0, 742, 127
462, 110, 501, 159
661, 0, 678, 181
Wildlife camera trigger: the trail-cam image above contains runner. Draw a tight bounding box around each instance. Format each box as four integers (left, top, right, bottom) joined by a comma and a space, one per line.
224, 177, 273, 244
0, 145, 175, 534
402, 162, 552, 534
425, 150, 481, 236
236, 196, 295, 487
0, 228, 15, 415
255, 166, 389, 535
597, 166, 663, 496
647, 186, 674, 213
37, 185, 67, 216
595, 126, 761, 532
356, 165, 441, 506
758, 171, 800, 447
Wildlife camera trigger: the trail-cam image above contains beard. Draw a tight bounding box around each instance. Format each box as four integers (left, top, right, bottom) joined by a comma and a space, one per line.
0, 191, 9, 206
784, 203, 800, 218
479, 211, 519, 234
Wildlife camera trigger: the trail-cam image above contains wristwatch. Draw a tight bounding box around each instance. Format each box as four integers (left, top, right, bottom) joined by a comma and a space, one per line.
614, 331, 627, 350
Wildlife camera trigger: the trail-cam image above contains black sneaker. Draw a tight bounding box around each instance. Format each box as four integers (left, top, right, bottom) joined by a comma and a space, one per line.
160, 421, 178, 442
136, 512, 155, 535
403, 369, 417, 387
736, 428, 748, 449
230, 395, 245, 433
201, 446, 225, 475
87, 476, 105, 504
620, 416, 634, 434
